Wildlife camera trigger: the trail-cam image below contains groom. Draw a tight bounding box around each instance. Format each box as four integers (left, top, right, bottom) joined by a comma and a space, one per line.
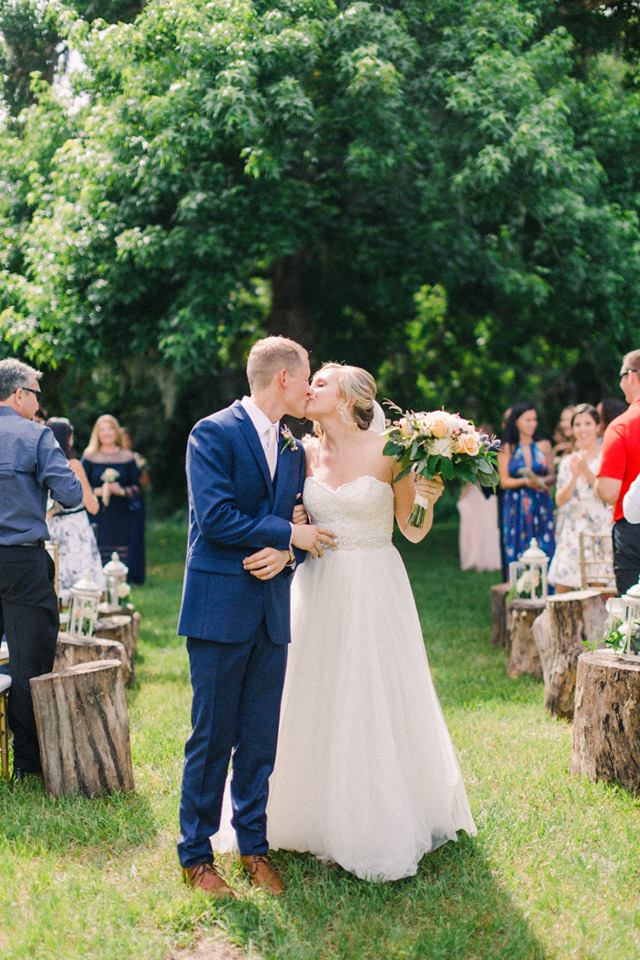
177, 335, 334, 898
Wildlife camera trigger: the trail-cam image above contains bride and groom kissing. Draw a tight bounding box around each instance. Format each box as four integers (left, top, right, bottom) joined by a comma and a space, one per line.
177, 336, 476, 897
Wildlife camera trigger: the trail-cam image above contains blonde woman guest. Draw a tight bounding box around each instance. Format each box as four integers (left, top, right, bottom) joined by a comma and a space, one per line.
81, 414, 141, 578
46, 417, 104, 600
548, 404, 612, 592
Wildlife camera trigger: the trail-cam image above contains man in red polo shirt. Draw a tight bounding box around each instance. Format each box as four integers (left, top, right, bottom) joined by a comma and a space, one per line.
595, 349, 640, 594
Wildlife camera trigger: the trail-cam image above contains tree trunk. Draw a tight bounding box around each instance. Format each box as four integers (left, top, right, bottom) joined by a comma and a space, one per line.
571, 650, 640, 793
269, 253, 314, 346
532, 589, 607, 719
506, 599, 545, 679
490, 583, 511, 648
54, 632, 131, 685
30, 660, 134, 798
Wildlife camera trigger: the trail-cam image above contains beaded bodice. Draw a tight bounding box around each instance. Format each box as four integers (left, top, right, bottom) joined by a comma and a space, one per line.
303, 475, 394, 550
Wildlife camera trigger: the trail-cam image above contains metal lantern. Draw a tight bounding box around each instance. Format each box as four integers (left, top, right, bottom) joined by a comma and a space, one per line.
509, 538, 549, 600
68, 572, 101, 639
620, 577, 640, 658
103, 551, 129, 608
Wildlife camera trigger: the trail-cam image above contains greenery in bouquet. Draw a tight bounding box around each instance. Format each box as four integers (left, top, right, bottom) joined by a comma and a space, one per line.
594, 619, 640, 657
382, 405, 500, 527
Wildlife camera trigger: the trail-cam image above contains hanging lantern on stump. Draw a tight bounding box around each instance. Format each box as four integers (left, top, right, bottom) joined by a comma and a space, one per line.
103, 552, 129, 608
509, 538, 549, 601
68, 573, 101, 639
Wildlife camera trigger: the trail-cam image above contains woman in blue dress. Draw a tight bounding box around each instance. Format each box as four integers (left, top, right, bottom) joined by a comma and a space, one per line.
81, 415, 141, 580
498, 402, 555, 568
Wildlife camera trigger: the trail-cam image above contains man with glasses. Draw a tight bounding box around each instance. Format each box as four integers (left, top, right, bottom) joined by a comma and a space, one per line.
595, 349, 640, 594
0, 358, 82, 780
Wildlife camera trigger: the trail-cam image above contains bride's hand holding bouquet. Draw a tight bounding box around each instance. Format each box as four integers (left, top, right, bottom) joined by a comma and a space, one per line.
383, 406, 500, 527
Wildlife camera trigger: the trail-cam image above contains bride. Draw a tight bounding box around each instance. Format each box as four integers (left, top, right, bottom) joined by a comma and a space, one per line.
265, 363, 477, 881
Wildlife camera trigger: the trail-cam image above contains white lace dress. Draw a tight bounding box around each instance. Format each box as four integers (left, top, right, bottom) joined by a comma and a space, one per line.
47, 506, 105, 602
265, 475, 476, 880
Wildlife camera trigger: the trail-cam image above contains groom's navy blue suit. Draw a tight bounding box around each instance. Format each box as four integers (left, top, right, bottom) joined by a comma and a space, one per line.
177, 400, 306, 867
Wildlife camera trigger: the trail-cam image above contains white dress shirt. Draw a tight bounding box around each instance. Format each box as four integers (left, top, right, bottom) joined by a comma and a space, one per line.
623, 472, 640, 524
241, 395, 280, 479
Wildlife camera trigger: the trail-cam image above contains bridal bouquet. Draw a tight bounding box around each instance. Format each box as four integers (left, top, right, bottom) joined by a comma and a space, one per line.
383, 406, 500, 527
100, 467, 120, 507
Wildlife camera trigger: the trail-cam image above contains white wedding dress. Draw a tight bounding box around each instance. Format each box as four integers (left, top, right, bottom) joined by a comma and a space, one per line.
265, 475, 476, 880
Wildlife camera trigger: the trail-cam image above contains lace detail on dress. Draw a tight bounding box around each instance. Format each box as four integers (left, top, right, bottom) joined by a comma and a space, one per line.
303, 476, 394, 548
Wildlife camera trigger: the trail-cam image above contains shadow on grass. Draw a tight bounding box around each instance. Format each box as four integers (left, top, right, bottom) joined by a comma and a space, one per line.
182, 836, 546, 960
0, 778, 159, 854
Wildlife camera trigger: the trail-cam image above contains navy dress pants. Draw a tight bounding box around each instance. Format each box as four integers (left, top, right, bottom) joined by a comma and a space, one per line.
178, 621, 287, 868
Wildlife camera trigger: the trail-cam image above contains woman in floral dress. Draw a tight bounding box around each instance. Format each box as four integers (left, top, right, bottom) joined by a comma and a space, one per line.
548, 404, 613, 592
498, 403, 555, 569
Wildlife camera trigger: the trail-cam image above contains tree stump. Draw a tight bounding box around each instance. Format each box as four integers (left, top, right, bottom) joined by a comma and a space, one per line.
94, 614, 138, 682
571, 650, 640, 793
54, 632, 131, 685
490, 583, 511, 648
30, 660, 134, 798
506, 599, 545, 679
532, 589, 607, 719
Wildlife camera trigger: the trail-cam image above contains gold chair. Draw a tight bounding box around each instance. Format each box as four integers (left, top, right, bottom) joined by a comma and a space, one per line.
0, 674, 11, 779
579, 532, 616, 594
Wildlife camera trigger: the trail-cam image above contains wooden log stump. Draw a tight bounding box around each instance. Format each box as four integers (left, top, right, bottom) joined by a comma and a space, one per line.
54, 632, 131, 685
94, 614, 137, 682
490, 583, 511, 648
30, 660, 134, 798
506, 599, 545, 679
532, 589, 607, 720
571, 650, 640, 793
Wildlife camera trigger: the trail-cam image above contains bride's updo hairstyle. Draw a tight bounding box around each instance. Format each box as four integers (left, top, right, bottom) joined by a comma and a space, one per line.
314, 363, 377, 432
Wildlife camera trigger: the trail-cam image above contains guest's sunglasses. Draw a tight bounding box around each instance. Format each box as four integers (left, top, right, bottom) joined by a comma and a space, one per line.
620, 369, 637, 381
20, 386, 42, 398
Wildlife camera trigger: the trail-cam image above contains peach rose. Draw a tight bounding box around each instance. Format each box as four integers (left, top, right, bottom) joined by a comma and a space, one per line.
430, 418, 448, 439
459, 433, 480, 456
399, 417, 412, 436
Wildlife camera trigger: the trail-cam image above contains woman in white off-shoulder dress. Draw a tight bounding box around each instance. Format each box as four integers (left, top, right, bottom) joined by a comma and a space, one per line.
265, 364, 476, 881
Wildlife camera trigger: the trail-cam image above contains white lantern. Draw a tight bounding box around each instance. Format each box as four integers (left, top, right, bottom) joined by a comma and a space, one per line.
68, 572, 101, 639
509, 538, 549, 600
103, 551, 129, 608
620, 578, 640, 658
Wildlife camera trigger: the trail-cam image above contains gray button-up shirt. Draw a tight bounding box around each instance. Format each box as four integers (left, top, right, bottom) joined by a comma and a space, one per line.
0, 406, 83, 545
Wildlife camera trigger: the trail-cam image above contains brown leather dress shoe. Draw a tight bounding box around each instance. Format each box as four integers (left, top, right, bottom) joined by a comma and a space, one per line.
182, 862, 235, 899
239, 855, 285, 895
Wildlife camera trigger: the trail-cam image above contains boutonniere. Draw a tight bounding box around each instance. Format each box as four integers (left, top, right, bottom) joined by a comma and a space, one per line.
280, 425, 299, 453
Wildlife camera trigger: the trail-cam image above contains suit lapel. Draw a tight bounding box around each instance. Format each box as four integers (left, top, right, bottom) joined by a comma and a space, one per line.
232, 401, 273, 499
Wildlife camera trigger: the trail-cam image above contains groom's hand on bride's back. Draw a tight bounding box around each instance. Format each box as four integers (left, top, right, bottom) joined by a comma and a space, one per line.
290, 523, 337, 558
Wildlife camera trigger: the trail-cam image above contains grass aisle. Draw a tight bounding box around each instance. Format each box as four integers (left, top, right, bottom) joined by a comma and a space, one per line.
1, 520, 638, 960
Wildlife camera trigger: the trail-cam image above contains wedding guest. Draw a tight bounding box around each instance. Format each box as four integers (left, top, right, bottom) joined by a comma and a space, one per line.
596, 350, 640, 594
457, 423, 501, 572
120, 427, 147, 585
46, 417, 104, 601
498, 402, 555, 568
0, 358, 82, 780
81, 414, 141, 576
623, 472, 640, 524
548, 405, 612, 592
552, 405, 575, 462
596, 396, 627, 433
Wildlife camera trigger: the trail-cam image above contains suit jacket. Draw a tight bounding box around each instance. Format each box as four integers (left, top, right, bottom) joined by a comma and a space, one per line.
178, 400, 306, 645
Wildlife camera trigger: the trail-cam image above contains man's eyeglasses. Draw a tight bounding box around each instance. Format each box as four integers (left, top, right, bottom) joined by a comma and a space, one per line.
20, 386, 42, 399
620, 369, 637, 381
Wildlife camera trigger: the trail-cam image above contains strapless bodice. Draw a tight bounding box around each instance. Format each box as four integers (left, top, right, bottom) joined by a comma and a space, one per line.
303, 475, 394, 550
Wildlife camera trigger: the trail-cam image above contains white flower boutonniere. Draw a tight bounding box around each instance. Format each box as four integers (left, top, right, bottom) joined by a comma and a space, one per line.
280, 425, 299, 453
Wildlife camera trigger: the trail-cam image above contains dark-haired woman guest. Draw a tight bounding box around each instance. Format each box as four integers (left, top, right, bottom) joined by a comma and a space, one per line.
81, 414, 141, 578
498, 403, 555, 568
548, 404, 613, 592
596, 396, 627, 433
46, 417, 105, 600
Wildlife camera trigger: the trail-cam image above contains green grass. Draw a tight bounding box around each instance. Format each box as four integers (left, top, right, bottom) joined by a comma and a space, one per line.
1, 520, 639, 960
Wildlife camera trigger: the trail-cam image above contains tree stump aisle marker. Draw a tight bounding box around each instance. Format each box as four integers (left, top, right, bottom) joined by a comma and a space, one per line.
532, 589, 607, 720
54, 632, 131, 685
490, 583, 511, 648
571, 651, 640, 793
30, 660, 134, 798
506, 598, 545, 679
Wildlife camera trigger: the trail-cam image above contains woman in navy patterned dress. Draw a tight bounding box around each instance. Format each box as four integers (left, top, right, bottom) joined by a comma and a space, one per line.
498, 403, 555, 569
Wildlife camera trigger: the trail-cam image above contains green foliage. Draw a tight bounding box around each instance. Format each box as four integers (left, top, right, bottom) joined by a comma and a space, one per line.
0, 0, 62, 114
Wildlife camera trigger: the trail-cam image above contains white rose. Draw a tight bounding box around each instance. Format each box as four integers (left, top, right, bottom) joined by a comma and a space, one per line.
430, 437, 454, 458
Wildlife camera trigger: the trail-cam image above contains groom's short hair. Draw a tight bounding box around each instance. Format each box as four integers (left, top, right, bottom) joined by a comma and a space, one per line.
247, 336, 307, 391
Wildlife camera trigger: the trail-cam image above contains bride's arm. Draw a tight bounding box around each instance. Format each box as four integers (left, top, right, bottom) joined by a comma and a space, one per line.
391, 462, 444, 543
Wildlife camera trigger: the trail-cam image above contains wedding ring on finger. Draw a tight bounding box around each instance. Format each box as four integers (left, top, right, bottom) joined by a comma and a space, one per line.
266, 565, 271, 573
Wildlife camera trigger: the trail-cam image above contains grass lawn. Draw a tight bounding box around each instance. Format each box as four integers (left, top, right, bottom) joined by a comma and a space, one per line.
1, 518, 639, 960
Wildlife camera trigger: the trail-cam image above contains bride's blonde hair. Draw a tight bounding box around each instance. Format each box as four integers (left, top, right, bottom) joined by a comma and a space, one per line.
313, 363, 377, 435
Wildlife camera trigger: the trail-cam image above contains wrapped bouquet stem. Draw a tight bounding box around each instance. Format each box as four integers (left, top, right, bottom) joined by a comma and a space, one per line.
383, 405, 500, 528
